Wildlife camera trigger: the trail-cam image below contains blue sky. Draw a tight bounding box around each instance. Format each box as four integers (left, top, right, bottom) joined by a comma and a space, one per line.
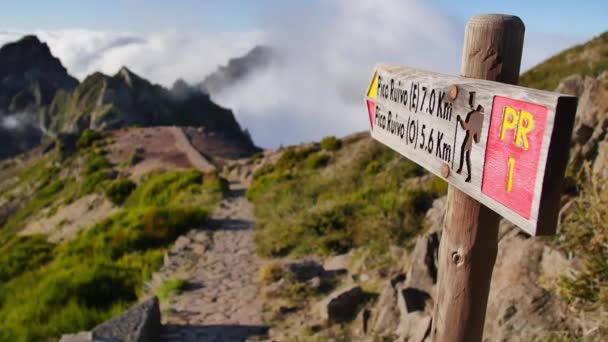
2, 0, 605, 38
0, 0, 605, 147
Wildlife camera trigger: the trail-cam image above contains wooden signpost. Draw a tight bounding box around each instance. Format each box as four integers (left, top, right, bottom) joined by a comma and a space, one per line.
364, 14, 577, 341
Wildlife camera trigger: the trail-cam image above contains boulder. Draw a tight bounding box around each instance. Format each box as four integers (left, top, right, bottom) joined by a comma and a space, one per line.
483, 223, 573, 341
593, 138, 608, 180
396, 311, 432, 342
287, 259, 324, 282
405, 230, 440, 295
372, 274, 406, 334
397, 287, 433, 317
323, 252, 350, 272
320, 285, 365, 322
556, 74, 608, 167
59, 332, 93, 342
92, 296, 161, 342
352, 308, 372, 337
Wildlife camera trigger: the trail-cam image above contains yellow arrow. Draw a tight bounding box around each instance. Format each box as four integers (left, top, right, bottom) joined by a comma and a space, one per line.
367, 71, 378, 99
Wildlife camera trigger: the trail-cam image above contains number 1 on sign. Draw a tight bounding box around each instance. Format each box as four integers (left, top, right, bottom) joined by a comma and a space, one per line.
506, 157, 515, 192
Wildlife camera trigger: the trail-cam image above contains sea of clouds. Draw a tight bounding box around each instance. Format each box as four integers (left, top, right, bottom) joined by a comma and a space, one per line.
0, 0, 582, 148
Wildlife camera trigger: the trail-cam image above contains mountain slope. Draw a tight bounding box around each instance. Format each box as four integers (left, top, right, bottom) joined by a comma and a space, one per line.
240, 32, 608, 341
0, 35, 78, 113
520, 31, 608, 91
0, 35, 79, 159
0, 35, 259, 160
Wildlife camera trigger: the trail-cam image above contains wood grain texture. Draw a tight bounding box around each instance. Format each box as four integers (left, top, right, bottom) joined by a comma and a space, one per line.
366, 60, 576, 235
431, 14, 521, 342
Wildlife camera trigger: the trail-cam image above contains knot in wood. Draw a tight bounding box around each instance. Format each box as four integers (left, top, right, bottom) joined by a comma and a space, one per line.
451, 251, 463, 266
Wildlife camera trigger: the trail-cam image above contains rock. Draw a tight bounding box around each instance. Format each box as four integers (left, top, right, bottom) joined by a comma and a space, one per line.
192, 231, 211, 244
59, 332, 92, 342
320, 285, 365, 322
405, 230, 440, 294
389, 245, 407, 263
390, 273, 406, 287
308, 276, 322, 290
171, 236, 192, 253
483, 228, 572, 341
556, 74, 608, 167
287, 260, 324, 282
540, 245, 571, 281
593, 139, 608, 180
425, 197, 446, 233
397, 287, 433, 317
372, 275, 405, 334
555, 74, 585, 96
92, 296, 161, 342
396, 311, 432, 342
265, 278, 286, 296
352, 308, 372, 337
401, 196, 444, 298
191, 242, 206, 255
323, 253, 350, 272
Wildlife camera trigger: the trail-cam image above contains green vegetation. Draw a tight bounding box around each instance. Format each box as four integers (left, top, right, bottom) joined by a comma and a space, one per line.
0, 235, 54, 282
258, 262, 286, 284
77, 129, 103, 149
126, 169, 227, 209
0, 130, 226, 341
105, 179, 137, 205
306, 153, 330, 169
157, 278, 189, 302
320, 136, 342, 151
520, 31, 608, 91
0, 159, 75, 242
554, 166, 608, 334
248, 136, 446, 258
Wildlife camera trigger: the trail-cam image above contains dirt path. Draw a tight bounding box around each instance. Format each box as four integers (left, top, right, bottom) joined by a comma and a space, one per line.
169, 126, 216, 173
158, 180, 269, 342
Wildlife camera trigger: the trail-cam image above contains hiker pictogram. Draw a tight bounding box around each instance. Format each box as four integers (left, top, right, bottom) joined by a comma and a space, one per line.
456, 104, 484, 182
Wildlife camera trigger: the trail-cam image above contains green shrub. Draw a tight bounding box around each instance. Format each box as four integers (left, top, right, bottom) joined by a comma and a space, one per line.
127, 169, 204, 207
0, 161, 223, 340
258, 262, 286, 284
157, 278, 188, 302
306, 153, 330, 169
82, 152, 111, 175
0, 235, 54, 281
105, 179, 137, 205
320, 136, 342, 151
81, 169, 114, 195
365, 161, 382, 174
252, 164, 274, 180
275, 147, 314, 170
77, 129, 103, 149
250, 138, 446, 259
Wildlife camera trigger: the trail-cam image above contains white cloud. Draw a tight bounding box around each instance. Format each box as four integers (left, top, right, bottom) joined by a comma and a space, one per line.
211, 0, 462, 147
0, 1, 585, 148
0, 29, 264, 86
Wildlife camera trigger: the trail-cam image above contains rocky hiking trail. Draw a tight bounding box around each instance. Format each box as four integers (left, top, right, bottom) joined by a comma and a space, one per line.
155, 179, 269, 342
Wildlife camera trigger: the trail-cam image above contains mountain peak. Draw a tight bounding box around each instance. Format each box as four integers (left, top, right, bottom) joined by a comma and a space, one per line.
114, 66, 149, 89
0, 35, 78, 113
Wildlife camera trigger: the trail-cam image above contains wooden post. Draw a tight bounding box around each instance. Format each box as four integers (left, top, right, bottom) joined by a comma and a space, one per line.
431, 14, 525, 342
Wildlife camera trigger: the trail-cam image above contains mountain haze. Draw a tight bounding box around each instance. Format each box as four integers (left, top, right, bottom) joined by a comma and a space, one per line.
0, 35, 259, 159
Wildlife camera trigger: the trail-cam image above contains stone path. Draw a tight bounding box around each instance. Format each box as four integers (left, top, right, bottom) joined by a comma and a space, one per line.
158, 180, 268, 342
